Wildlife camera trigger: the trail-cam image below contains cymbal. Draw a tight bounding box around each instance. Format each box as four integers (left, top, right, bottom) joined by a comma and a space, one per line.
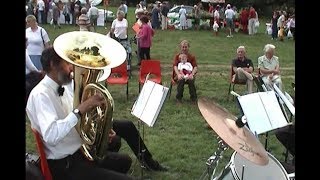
53, 31, 126, 70
198, 97, 269, 166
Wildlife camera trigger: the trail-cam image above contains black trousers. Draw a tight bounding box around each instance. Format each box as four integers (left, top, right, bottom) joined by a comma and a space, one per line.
176, 79, 197, 101
47, 147, 133, 180
275, 124, 295, 156
112, 119, 153, 163
139, 47, 150, 61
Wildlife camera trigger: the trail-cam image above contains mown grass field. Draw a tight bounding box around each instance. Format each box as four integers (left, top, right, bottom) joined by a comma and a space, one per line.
26, 6, 295, 180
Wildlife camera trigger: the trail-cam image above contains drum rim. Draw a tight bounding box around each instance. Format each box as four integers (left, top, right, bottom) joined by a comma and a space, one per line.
229, 151, 290, 180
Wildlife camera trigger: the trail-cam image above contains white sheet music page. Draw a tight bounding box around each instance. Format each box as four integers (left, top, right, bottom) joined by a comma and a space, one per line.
131, 80, 169, 127
237, 93, 272, 134
131, 80, 154, 120
237, 91, 288, 134
259, 91, 288, 129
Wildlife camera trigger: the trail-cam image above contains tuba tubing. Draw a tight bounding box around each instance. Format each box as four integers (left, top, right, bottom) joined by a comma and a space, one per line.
73, 65, 114, 161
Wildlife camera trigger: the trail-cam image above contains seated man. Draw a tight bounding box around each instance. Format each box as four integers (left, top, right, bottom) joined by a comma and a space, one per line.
258, 44, 283, 91
26, 47, 166, 180
26, 47, 133, 180
231, 46, 254, 94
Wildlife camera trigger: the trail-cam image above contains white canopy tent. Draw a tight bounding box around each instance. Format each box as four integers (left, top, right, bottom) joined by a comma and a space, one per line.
201, 0, 225, 3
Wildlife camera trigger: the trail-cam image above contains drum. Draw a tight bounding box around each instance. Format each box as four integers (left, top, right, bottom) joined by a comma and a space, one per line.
216, 151, 289, 180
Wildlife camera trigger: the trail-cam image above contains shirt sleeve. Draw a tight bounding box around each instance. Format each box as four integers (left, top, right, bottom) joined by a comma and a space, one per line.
41, 28, 50, 43
231, 59, 236, 67
257, 56, 263, 68
173, 54, 179, 67
248, 59, 254, 70
27, 92, 78, 146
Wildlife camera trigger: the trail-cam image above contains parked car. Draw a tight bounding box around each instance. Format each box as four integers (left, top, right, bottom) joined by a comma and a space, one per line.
167, 5, 194, 19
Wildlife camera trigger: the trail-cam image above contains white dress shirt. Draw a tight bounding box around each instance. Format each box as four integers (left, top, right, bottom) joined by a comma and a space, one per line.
26, 75, 82, 160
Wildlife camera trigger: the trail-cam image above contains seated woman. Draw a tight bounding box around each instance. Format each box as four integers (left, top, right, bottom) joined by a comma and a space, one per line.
257, 44, 283, 92
173, 40, 198, 104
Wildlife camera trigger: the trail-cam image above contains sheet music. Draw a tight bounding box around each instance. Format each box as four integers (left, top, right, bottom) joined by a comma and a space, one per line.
259, 91, 288, 129
131, 81, 154, 119
131, 80, 168, 127
237, 91, 289, 134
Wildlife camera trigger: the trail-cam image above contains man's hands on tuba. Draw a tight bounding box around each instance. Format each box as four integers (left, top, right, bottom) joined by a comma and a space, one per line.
108, 129, 116, 143
76, 94, 105, 115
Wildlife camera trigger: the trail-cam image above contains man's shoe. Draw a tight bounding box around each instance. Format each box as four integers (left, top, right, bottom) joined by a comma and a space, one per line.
143, 158, 169, 172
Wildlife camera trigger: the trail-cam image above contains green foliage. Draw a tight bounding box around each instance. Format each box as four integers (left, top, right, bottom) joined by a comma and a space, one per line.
26, 7, 295, 180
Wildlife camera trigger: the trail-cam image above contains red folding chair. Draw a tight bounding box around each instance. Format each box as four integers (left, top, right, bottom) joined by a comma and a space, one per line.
31, 128, 52, 180
106, 61, 129, 100
138, 60, 162, 92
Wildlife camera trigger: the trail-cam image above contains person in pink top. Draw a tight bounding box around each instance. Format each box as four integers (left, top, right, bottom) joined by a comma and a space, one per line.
137, 15, 154, 63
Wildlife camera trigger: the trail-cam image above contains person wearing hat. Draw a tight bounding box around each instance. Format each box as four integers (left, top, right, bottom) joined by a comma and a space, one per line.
224, 4, 235, 37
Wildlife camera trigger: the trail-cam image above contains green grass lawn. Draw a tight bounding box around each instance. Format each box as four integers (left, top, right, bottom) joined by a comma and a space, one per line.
26, 7, 295, 180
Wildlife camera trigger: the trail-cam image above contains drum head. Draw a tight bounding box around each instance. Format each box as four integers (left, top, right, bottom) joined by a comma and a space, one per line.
231, 152, 289, 180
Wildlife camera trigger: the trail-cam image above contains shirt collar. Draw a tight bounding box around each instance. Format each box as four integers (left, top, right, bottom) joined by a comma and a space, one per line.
42, 75, 62, 96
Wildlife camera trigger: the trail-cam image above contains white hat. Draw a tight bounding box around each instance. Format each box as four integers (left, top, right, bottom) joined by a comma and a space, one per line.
227, 4, 231, 7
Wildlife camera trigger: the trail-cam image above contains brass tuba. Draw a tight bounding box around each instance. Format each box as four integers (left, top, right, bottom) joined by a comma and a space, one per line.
53, 31, 127, 161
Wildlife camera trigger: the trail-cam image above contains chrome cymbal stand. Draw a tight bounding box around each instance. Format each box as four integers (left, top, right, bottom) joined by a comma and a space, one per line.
199, 137, 229, 180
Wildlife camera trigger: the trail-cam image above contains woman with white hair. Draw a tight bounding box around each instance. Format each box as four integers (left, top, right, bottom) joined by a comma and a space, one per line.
110, 10, 128, 41
257, 44, 283, 91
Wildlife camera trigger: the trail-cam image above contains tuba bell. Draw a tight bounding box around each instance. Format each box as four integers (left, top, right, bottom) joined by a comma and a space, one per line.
53, 31, 127, 161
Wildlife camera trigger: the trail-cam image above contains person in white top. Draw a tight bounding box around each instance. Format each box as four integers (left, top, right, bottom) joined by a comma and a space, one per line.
177, 53, 193, 79
110, 10, 128, 41
134, 4, 144, 21
277, 11, 286, 30
224, 4, 235, 37
258, 44, 283, 91
26, 47, 133, 180
87, 3, 99, 32
179, 5, 187, 30
123, 1, 128, 19
25, 38, 39, 75
25, 15, 50, 71
26, 47, 168, 179
37, 0, 45, 24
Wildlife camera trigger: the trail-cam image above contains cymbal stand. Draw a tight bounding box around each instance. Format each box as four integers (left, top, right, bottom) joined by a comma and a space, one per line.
137, 119, 147, 179
199, 137, 228, 180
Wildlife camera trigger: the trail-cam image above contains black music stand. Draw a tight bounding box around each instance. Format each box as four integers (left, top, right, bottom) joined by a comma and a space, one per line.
137, 119, 148, 179
131, 79, 169, 179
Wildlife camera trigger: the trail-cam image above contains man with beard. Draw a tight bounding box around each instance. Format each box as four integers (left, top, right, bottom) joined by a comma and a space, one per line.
26, 47, 167, 180
26, 47, 133, 180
